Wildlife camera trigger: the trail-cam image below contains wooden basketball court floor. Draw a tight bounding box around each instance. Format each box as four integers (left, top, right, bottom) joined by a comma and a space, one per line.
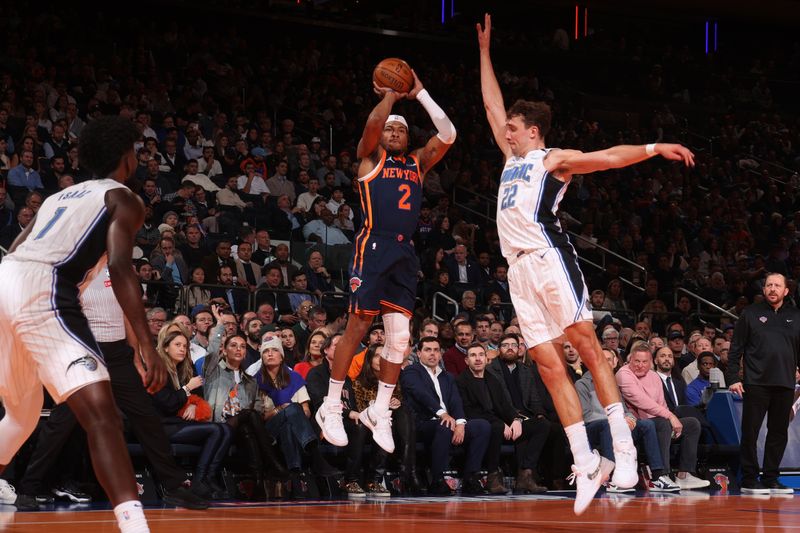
1, 491, 798, 532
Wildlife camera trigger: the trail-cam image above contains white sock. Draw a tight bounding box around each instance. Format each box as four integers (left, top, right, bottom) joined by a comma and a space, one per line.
374, 381, 396, 413
564, 421, 595, 470
114, 500, 149, 533
327, 378, 345, 403
605, 402, 633, 448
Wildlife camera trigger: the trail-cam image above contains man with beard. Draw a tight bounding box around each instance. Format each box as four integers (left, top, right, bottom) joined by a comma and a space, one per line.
727, 273, 800, 494
243, 317, 264, 369
485, 333, 550, 493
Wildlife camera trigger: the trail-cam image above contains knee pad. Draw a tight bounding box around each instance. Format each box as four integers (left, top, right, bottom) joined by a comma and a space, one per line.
381, 312, 410, 365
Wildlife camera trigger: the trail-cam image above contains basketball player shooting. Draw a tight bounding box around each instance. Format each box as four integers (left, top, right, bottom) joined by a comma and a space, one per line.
477, 14, 694, 514
316, 67, 456, 454
0, 116, 166, 532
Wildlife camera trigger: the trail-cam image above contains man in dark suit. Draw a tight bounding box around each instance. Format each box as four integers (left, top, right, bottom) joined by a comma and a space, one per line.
160, 138, 188, 181
255, 265, 296, 325
201, 239, 237, 286
654, 346, 688, 412
209, 265, 248, 315
458, 343, 550, 494
445, 244, 482, 287
486, 334, 551, 493
485, 263, 512, 303
265, 243, 299, 288
400, 336, 490, 496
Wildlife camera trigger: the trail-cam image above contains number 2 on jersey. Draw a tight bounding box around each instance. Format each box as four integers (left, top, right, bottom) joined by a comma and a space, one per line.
500, 184, 518, 210
34, 207, 68, 240
397, 184, 411, 210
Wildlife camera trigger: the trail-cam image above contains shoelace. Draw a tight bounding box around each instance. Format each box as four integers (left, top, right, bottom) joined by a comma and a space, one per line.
566, 467, 580, 486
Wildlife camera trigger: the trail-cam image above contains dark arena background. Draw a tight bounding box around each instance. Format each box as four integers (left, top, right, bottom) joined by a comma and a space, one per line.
0, 0, 799, 531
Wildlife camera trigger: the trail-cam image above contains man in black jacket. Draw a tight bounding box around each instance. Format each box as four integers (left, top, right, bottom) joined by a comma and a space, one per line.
486, 334, 551, 493
458, 343, 550, 494
726, 273, 800, 495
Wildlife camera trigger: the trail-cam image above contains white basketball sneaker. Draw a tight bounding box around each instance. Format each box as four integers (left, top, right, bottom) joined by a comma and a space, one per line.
359, 405, 395, 453
315, 397, 348, 447
568, 450, 615, 515
611, 443, 639, 489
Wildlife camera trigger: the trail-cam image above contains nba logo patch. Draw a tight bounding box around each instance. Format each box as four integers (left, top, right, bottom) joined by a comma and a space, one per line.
759, 316, 767, 323
350, 277, 362, 292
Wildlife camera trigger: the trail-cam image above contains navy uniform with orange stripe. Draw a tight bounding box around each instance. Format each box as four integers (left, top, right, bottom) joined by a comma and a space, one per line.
348, 151, 422, 317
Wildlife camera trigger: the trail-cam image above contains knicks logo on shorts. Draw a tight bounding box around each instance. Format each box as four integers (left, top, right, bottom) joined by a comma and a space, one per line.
66, 355, 99, 374
350, 276, 363, 292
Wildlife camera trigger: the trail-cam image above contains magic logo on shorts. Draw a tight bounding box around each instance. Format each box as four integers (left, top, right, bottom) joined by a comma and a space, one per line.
66, 355, 99, 374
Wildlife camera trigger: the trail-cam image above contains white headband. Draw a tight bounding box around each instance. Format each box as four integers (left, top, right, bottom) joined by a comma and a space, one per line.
386, 115, 408, 129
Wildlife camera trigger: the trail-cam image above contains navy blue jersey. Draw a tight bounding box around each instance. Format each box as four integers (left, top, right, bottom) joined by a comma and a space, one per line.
357, 152, 422, 239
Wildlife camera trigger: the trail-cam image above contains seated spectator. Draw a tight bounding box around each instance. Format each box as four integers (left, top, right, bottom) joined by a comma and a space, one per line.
265, 160, 296, 203
279, 326, 304, 368
203, 333, 288, 500
400, 336, 490, 496
256, 265, 296, 325
235, 241, 263, 292
616, 343, 710, 490
266, 243, 299, 287
196, 144, 223, 180
443, 321, 474, 376
252, 229, 277, 267
296, 176, 322, 214
681, 336, 726, 387
347, 322, 386, 380
302, 207, 351, 246
0, 206, 33, 249
445, 244, 482, 286
151, 328, 233, 499
333, 203, 354, 238
292, 304, 327, 352
302, 250, 335, 296
564, 341, 588, 382
288, 270, 316, 313
183, 159, 220, 193
7, 149, 43, 193
458, 344, 531, 494
255, 333, 337, 498
604, 279, 629, 311
307, 334, 385, 497
209, 265, 248, 315
269, 194, 304, 239
293, 329, 328, 379
353, 343, 421, 495
485, 334, 550, 493
179, 224, 210, 271
237, 161, 270, 201
685, 352, 718, 407
576, 348, 679, 492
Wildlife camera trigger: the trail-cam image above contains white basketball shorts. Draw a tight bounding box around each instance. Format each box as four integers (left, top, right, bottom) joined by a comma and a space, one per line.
0, 260, 109, 406
507, 246, 593, 348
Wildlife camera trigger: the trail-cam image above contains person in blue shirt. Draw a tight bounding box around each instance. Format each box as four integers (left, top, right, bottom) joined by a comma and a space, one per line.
685, 351, 717, 406
7, 150, 43, 191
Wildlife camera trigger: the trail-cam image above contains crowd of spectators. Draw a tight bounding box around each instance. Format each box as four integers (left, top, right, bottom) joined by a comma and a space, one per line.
0, 2, 798, 502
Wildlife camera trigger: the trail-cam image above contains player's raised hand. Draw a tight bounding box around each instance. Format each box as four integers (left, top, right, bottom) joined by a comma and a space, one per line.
655, 143, 695, 167
373, 81, 406, 101
408, 69, 424, 100
476, 13, 492, 51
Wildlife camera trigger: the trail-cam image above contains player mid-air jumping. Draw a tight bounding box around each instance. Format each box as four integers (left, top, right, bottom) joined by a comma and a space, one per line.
477, 14, 695, 514
316, 68, 456, 455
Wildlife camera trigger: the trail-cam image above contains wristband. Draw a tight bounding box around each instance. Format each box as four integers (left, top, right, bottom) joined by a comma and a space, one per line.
645, 143, 657, 156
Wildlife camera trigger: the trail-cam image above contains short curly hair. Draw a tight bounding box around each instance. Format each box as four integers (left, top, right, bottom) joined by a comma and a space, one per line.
79, 116, 139, 178
507, 99, 552, 138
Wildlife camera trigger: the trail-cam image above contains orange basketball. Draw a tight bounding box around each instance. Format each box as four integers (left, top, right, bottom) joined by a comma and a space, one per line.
373, 58, 414, 93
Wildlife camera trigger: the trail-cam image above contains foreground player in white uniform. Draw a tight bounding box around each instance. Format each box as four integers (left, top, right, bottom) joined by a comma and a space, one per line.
0, 116, 166, 532
477, 14, 695, 514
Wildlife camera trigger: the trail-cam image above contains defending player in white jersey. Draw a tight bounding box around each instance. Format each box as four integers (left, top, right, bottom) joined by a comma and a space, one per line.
0, 116, 166, 532
477, 14, 695, 515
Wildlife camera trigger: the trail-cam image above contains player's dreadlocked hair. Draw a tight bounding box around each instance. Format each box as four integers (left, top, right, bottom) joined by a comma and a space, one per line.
507, 99, 552, 139
79, 116, 140, 179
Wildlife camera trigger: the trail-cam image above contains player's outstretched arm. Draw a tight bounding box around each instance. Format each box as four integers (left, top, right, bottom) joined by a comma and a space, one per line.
106, 188, 166, 393
477, 13, 512, 159
544, 143, 695, 180
356, 86, 405, 160
408, 70, 456, 175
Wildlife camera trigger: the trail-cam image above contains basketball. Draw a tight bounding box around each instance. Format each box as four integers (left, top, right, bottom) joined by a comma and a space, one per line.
373, 58, 414, 93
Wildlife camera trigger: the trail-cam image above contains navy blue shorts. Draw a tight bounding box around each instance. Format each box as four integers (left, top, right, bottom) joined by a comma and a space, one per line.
348, 232, 419, 316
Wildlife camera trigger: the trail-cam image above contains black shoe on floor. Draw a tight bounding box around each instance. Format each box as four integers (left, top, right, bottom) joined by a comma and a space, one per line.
461, 475, 488, 496
428, 478, 454, 496
14, 494, 39, 511
740, 481, 770, 495
52, 483, 92, 503
763, 480, 794, 495
162, 485, 210, 510
34, 494, 54, 504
